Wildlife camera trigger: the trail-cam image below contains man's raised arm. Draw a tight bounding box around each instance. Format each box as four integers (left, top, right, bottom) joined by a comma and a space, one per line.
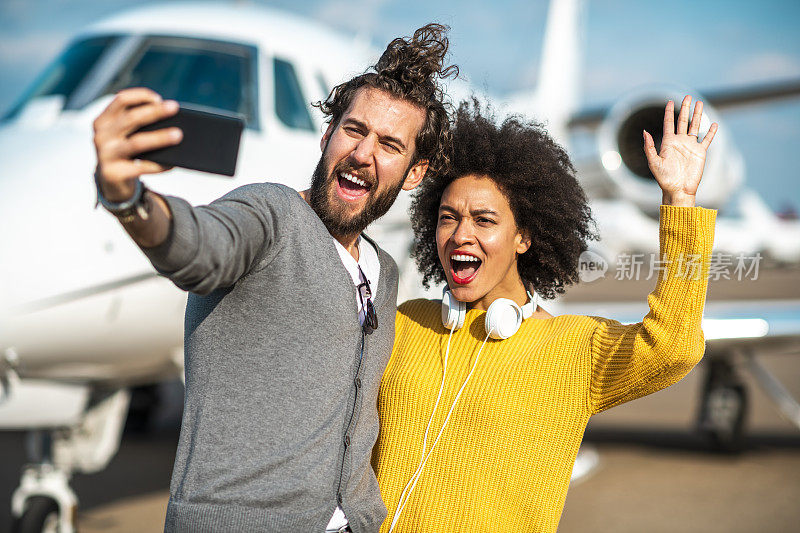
93, 87, 182, 247
92, 87, 284, 295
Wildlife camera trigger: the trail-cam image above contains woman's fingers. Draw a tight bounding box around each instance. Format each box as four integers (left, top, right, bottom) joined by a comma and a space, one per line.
701, 122, 719, 149
676, 95, 692, 135
688, 100, 703, 137
643, 130, 660, 166
663, 99, 675, 139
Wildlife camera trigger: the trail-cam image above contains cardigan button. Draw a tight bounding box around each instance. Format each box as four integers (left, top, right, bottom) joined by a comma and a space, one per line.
355, 377, 362, 388
337, 492, 343, 505
344, 435, 351, 446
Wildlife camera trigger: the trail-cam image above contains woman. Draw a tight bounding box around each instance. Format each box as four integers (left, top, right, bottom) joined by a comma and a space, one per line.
372, 96, 718, 532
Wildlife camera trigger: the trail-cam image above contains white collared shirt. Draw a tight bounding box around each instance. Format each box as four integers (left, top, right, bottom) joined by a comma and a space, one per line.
327, 235, 380, 531
332, 236, 380, 325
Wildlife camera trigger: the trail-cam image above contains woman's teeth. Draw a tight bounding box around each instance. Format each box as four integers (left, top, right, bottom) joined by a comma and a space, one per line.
340, 171, 368, 188
451, 254, 480, 262
450, 253, 481, 284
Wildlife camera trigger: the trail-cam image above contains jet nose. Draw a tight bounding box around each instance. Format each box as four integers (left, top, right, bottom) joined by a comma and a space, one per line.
0, 121, 152, 311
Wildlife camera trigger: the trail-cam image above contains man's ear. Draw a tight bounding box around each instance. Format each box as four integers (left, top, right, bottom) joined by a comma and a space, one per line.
402, 159, 429, 191
320, 121, 335, 152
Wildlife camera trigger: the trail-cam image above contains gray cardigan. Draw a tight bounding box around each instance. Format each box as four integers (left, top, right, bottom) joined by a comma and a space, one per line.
142, 183, 398, 533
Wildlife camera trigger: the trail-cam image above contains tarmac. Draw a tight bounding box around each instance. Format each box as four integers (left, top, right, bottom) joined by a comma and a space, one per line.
2, 267, 799, 532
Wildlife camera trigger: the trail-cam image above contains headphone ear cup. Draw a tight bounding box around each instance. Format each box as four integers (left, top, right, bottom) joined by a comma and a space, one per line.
441, 290, 466, 331
485, 298, 523, 340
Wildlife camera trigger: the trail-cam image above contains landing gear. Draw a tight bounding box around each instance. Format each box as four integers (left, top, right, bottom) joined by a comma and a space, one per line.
10, 389, 130, 533
12, 496, 60, 533
10, 433, 78, 533
696, 358, 748, 452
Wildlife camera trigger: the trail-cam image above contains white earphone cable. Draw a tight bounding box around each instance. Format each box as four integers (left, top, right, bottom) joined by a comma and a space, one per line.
421, 324, 454, 463
388, 326, 494, 532
389, 325, 453, 532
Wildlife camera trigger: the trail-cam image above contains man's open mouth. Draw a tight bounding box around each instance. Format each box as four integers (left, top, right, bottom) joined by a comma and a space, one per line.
450, 252, 482, 284
337, 171, 372, 200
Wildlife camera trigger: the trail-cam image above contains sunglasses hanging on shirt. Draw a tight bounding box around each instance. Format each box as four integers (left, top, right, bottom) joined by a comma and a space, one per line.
357, 265, 378, 333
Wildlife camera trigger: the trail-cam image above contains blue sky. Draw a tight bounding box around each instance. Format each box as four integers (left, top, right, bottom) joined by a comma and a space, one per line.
2, 0, 799, 210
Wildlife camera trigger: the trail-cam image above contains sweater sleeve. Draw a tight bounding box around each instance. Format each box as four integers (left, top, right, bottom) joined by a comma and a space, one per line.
589, 205, 717, 414
140, 183, 290, 295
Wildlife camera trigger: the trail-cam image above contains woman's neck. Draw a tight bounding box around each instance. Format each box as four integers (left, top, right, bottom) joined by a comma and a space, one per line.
467, 277, 530, 312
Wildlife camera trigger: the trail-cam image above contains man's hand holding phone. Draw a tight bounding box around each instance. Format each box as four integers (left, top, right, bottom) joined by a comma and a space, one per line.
93, 88, 182, 203
92, 88, 244, 247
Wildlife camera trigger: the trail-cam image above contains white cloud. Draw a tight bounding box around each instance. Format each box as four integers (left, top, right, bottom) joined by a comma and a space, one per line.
0, 0, 30, 25
314, 0, 388, 38
729, 52, 800, 83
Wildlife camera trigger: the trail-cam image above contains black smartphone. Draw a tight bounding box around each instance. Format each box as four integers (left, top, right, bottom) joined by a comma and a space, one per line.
136, 104, 245, 177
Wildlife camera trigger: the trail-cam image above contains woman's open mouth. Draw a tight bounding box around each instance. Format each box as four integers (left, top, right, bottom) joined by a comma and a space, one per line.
450, 251, 482, 284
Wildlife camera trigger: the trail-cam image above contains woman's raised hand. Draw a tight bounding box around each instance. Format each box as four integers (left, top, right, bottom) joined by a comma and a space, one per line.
643, 95, 718, 207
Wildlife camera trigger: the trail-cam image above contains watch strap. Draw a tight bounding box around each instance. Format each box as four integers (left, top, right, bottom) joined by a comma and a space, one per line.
94, 171, 149, 222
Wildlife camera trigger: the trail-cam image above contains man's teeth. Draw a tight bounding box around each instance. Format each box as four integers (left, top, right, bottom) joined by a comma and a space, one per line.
340, 172, 368, 188
451, 254, 480, 262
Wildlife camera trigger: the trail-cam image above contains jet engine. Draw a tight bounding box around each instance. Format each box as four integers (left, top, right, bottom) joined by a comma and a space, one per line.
596, 87, 744, 215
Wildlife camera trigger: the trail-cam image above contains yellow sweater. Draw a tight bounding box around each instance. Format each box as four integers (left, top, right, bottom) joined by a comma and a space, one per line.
373, 205, 716, 532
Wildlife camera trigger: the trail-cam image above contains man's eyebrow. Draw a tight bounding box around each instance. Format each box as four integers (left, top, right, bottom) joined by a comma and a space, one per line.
342, 117, 408, 152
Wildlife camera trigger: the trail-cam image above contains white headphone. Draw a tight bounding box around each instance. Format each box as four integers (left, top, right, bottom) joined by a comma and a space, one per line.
441, 287, 538, 339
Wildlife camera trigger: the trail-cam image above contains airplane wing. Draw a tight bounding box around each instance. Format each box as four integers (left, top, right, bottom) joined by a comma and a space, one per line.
568, 78, 800, 130
558, 298, 800, 439
558, 299, 800, 354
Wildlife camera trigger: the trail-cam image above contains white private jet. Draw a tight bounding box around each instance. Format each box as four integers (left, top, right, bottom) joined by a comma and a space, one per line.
1, 1, 799, 531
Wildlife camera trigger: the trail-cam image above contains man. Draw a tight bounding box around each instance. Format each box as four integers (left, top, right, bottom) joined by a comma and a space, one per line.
92, 25, 456, 533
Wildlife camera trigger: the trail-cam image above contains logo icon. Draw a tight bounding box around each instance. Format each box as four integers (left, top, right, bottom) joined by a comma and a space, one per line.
578, 250, 608, 283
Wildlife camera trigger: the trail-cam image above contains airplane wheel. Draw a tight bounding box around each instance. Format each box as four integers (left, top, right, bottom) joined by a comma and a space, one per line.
12, 496, 60, 533
697, 360, 748, 453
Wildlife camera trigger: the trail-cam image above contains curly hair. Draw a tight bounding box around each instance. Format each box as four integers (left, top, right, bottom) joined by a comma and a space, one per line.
313, 23, 458, 176
410, 100, 597, 299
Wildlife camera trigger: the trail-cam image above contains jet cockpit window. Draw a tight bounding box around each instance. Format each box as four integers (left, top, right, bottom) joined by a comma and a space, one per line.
274, 58, 315, 132
2, 35, 120, 122
102, 36, 259, 130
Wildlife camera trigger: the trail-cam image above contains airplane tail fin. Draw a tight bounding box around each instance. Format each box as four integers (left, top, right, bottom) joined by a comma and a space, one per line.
505, 0, 585, 142
536, 0, 584, 118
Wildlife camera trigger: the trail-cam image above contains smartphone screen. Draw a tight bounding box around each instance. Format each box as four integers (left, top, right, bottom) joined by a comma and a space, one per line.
136, 104, 245, 177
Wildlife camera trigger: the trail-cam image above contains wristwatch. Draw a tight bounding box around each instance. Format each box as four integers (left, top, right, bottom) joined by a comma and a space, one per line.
94, 171, 150, 224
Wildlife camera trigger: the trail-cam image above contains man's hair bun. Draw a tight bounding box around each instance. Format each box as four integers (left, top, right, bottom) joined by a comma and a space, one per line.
374, 23, 458, 103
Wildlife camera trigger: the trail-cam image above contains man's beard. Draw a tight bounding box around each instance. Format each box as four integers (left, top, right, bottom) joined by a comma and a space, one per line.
308, 155, 406, 238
